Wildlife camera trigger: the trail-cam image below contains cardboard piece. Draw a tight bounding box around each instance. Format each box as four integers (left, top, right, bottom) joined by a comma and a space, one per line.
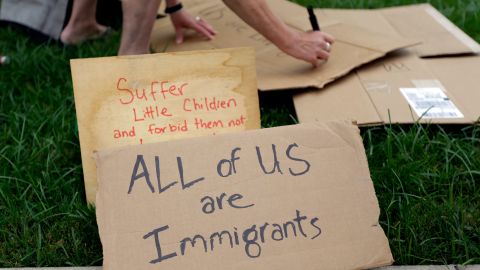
293, 3, 480, 126
150, 0, 417, 91
95, 121, 393, 270
71, 47, 260, 204
293, 52, 480, 125
318, 4, 480, 57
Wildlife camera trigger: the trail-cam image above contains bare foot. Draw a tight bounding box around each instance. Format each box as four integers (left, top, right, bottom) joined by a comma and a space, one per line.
60, 22, 110, 45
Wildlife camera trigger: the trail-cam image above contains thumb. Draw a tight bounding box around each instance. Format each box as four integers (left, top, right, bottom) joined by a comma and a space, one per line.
175, 28, 184, 44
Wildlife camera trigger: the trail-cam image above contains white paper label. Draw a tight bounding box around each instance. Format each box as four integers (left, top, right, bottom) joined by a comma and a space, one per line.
400, 87, 464, 119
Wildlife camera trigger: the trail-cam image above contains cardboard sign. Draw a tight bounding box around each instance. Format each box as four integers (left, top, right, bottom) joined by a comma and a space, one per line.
95, 121, 393, 270
150, 0, 417, 91
71, 47, 260, 203
293, 52, 480, 126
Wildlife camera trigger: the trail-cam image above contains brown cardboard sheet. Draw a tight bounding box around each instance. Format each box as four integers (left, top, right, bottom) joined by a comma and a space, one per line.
319, 4, 480, 57
150, 0, 417, 91
95, 121, 393, 270
71, 47, 260, 204
293, 3, 480, 125
293, 52, 480, 125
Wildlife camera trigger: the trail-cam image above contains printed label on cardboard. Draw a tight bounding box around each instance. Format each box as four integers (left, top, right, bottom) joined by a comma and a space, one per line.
400, 87, 464, 119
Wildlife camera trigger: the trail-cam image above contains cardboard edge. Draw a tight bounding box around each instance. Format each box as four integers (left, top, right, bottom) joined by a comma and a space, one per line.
69, 59, 98, 203
291, 72, 385, 126
422, 4, 480, 55
380, 3, 480, 57
317, 121, 395, 267
70, 47, 257, 62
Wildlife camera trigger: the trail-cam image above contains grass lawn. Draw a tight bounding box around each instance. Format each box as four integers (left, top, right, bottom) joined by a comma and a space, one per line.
1, 0, 479, 267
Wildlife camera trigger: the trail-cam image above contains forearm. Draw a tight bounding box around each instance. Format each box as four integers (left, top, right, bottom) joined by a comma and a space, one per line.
222, 0, 294, 50
166, 0, 181, 8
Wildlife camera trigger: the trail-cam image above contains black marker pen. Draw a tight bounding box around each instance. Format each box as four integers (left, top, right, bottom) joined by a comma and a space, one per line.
307, 6, 320, 31
307, 6, 331, 55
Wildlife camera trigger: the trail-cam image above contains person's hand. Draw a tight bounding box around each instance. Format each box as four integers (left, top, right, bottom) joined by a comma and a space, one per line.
280, 30, 335, 67
169, 10, 217, 44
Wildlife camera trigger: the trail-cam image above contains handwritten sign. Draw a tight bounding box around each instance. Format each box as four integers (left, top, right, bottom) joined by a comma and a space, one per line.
71, 47, 260, 204
95, 122, 393, 270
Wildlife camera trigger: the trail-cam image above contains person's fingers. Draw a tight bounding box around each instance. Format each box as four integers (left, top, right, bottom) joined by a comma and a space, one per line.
198, 19, 217, 35
198, 22, 216, 37
316, 47, 330, 60
192, 23, 215, 40
312, 40, 328, 54
308, 56, 318, 67
320, 40, 332, 52
322, 32, 335, 44
175, 27, 184, 44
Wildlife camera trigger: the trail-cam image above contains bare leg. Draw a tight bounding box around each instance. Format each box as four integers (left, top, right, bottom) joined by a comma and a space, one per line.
118, 0, 162, 55
60, 0, 108, 44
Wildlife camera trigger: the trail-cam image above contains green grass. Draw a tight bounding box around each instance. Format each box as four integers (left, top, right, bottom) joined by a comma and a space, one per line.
365, 124, 480, 264
1, 0, 479, 267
